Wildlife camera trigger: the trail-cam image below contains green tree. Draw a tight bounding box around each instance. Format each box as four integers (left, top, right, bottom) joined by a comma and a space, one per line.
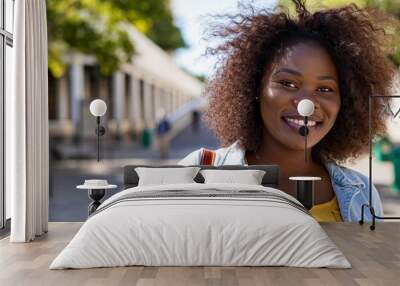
47, 0, 186, 77
101, 0, 186, 51
278, 0, 400, 66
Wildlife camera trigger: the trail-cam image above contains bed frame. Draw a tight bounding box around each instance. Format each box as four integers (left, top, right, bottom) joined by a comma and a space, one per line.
123, 165, 279, 189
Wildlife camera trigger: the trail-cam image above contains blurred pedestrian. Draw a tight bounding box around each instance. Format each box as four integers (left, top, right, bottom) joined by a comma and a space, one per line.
192, 109, 200, 132
156, 108, 171, 158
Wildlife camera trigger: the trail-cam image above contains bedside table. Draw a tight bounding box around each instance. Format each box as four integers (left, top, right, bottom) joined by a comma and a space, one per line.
289, 176, 321, 210
77, 183, 117, 216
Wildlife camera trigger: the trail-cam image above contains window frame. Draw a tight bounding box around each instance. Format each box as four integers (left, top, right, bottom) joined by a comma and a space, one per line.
1, 0, 14, 229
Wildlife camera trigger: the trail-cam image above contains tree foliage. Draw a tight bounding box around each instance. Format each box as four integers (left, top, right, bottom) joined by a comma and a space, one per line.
100, 0, 187, 51
47, 0, 186, 77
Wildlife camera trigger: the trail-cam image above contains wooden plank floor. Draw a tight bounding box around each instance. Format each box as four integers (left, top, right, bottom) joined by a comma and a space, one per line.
0, 222, 399, 286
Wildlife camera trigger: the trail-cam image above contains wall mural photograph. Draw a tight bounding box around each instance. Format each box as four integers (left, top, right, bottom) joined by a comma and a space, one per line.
1, 0, 400, 285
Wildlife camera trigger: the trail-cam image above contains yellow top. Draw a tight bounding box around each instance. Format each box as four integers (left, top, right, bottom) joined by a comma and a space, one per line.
309, 196, 343, 222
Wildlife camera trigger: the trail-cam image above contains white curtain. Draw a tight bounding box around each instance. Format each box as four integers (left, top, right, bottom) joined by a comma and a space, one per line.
8, 0, 49, 242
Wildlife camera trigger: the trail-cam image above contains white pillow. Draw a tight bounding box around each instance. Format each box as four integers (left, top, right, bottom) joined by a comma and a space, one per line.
200, 169, 266, 185
135, 167, 201, 186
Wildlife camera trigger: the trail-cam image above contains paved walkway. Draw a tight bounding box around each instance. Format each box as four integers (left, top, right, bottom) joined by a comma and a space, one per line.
52, 120, 220, 160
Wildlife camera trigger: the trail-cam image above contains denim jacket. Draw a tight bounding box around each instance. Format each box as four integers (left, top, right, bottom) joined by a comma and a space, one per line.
178, 140, 384, 222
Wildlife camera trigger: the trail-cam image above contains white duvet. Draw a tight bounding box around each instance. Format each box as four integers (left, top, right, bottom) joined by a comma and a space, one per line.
50, 183, 351, 269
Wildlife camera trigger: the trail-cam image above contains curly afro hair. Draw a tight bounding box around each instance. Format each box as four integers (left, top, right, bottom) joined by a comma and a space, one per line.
202, 0, 399, 164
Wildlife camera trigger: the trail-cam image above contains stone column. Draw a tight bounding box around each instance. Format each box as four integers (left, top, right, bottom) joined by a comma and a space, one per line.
154, 86, 163, 119
143, 81, 153, 128
129, 76, 142, 132
112, 71, 125, 138
69, 57, 84, 141
161, 89, 168, 114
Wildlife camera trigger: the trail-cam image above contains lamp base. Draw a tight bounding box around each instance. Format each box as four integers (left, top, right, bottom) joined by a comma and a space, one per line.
88, 189, 105, 216
297, 180, 314, 210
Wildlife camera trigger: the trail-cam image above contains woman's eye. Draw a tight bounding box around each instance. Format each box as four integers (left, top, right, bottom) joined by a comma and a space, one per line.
278, 80, 297, 89
318, 87, 334, 93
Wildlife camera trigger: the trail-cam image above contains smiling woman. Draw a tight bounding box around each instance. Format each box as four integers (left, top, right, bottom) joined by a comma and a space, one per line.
179, 0, 399, 222
259, 40, 341, 161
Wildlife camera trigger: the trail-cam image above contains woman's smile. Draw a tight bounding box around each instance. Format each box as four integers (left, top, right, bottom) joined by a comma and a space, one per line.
280, 111, 324, 135
280, 115, 323, 135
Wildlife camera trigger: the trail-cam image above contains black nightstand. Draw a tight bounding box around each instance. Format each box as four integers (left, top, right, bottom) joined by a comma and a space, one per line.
77, 182, 117, 216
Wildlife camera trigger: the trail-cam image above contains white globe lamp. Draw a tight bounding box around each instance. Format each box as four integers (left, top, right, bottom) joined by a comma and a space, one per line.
90, 99, 107, 117
297, 99, 314, 117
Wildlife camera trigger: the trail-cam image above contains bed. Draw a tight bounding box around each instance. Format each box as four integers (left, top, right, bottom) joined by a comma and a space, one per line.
49, 165, 350, 269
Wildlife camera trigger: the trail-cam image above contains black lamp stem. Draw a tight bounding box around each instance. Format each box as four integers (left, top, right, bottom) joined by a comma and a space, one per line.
304, 116, 308, 162
369, 95, 372, 207
97, 116, 100, 162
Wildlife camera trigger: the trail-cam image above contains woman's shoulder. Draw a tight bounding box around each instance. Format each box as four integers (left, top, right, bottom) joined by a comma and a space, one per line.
176, 146, 228, 166
177, 140, 245, 166
325, 160, 369, 187
325, 160, 384, 221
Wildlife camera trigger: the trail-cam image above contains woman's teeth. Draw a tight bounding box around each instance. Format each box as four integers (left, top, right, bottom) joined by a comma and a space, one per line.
284, 117, 317, 126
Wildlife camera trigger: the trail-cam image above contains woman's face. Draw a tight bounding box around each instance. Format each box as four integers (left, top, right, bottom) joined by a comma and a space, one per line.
259, 41, 341, 151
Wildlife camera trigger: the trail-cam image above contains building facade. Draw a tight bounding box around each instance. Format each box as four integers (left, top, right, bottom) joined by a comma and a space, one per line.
48, 24, 204, 141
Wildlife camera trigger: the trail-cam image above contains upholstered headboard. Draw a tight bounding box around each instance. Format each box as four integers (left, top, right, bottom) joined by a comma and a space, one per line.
123, 165, 279, 189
